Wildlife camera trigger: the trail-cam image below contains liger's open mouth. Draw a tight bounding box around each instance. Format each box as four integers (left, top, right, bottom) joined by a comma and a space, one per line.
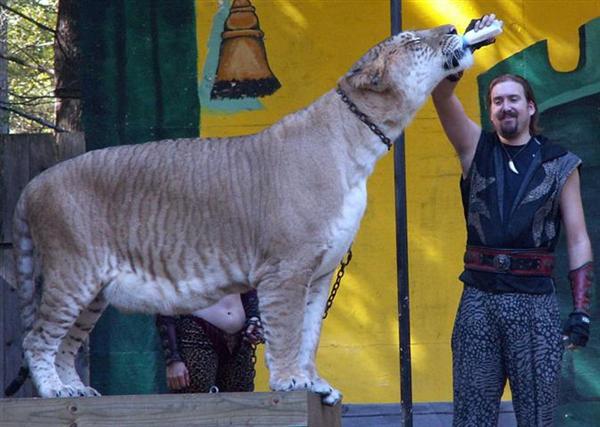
443, 47, 466, 70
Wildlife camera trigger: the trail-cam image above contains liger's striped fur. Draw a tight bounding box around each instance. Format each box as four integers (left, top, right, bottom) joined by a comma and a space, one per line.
9, 25, 472, 403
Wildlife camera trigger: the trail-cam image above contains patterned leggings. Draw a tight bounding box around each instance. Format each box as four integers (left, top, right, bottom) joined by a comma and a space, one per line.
175, 316, 255, 393
452, 286, 563, 427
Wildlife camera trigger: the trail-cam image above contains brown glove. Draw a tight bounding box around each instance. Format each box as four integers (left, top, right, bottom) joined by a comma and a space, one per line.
569, 261, 594, 314
562, 262, 594, 348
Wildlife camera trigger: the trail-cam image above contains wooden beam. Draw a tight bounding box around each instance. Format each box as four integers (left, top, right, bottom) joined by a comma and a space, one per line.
0, 391, 341, 427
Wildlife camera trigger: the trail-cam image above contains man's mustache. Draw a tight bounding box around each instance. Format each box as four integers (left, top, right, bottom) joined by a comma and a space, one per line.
497, 110, 518, 120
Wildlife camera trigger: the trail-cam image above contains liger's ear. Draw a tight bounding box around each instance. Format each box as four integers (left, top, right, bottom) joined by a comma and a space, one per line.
345, 53, 387, 91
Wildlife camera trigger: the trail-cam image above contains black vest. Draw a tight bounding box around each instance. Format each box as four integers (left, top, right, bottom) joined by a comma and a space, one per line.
459, 131, 581, 294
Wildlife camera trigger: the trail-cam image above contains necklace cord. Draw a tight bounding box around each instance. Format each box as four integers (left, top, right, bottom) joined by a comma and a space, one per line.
500, 140, 531, 174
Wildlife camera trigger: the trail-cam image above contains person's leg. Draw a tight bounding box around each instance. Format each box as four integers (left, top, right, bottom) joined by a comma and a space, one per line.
217, 338, 256, 392
452, 286, 506, 427
501, 293, 563, 427
176, 317, 218, 393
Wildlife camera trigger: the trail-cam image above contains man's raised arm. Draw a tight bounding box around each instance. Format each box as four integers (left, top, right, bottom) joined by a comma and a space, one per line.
431, 14, 501, 177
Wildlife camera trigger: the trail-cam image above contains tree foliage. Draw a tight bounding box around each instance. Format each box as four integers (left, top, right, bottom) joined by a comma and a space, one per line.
2, 0, 57, 133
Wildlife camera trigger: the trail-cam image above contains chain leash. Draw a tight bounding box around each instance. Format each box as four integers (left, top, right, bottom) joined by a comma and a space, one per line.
323, 247, 353, 319
250, 342, 257, 384
335, 87, 392, 151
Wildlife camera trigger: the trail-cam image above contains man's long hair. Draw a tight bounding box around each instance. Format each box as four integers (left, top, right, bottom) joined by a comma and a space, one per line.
486, 74, 542, 135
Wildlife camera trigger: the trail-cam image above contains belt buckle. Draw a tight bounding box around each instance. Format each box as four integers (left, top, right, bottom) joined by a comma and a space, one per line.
493, 254, 511, 272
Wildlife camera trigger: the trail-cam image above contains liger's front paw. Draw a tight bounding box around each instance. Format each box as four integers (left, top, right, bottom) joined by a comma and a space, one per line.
310, 377, 342, 406
270, 373, 313, 392
39, 384, 79, 398
321, 387, 342, 406
75, 385, 101, 397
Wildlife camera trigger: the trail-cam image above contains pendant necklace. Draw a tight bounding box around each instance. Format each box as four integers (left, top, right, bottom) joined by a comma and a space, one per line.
500, 140, 530, 174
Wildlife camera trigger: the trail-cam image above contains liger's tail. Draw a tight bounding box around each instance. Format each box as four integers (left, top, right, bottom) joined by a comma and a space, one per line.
5, 196, 37, 396
13, 196, 38, 334
4, 366, 30, 397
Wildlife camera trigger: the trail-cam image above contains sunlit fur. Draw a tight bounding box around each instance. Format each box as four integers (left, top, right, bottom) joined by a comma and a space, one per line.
13, 25, 471, 402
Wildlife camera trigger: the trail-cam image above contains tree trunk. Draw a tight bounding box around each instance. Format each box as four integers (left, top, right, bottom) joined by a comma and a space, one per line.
54, 0, 81, 132
0, 1, 9, 133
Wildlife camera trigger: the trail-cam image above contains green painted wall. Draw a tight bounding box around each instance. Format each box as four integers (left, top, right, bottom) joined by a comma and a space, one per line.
80, 0, 199, 394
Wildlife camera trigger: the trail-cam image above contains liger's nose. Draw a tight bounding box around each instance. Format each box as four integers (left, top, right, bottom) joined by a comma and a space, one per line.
437, 24, 458, 36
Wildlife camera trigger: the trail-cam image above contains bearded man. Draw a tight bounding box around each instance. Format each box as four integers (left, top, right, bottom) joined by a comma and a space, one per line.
432, 14, 594, 427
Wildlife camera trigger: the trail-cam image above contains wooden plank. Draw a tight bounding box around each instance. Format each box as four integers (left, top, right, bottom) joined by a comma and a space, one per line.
56, 131, 85, 161
1, 134, 36, 399
307, 392, 342, 427
0, 251, 5, 397
0, 391, 341, 427
27, 134, 56, 182
0, 133, 80, 399
1, 248, 33, 398
0, 243, 14, 289
0, 134, 31, 245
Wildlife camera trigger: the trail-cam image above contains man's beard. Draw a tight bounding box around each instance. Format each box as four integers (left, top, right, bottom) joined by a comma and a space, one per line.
497, 111, 518, 138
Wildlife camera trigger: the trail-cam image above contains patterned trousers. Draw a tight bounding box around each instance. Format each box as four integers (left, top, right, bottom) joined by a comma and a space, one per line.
452, 286, 564, 427
175, 316, 255, 393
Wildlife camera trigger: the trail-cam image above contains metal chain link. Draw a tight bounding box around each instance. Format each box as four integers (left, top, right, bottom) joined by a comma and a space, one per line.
250, 343, 257, 384
323, 247, 353, 319
336, 87, 392, 150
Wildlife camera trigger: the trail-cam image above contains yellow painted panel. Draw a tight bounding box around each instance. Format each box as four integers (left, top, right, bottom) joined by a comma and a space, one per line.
196, 0, 393, 138
195, 0, 398, 404
194, 0, 599, 404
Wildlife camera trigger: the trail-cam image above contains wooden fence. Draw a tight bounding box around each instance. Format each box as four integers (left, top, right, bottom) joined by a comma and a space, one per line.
0, 132, 86, 398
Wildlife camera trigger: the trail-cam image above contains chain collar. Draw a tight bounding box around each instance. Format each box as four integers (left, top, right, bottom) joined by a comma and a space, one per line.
336, 86, 392, 151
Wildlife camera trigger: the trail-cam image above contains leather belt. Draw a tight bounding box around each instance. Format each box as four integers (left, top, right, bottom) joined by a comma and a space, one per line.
464, 246, 555, 276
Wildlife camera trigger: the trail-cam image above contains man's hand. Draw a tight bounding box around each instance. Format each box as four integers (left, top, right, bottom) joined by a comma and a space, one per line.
446, 13, 500, 82
166, 361, 190, 390
464, 13, 499, 51
562, 311, 591, 349
244, 316, 265, 345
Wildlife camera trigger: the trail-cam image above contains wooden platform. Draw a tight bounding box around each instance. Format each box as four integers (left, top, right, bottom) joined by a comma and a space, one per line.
0, 390, 341, 427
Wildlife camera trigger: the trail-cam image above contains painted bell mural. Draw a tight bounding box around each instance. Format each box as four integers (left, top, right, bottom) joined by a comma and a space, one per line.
211, 0, 281, 99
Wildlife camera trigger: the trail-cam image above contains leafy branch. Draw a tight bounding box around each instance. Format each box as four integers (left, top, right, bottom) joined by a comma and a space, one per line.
0, 3, 55, 34
9, 91, 56, 101
0, 51, 53, 76
0, 102, 65, 132
3, 0, 58, 133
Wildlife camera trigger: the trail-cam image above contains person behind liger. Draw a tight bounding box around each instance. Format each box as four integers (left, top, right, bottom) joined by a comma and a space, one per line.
156, 290, 263, 393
